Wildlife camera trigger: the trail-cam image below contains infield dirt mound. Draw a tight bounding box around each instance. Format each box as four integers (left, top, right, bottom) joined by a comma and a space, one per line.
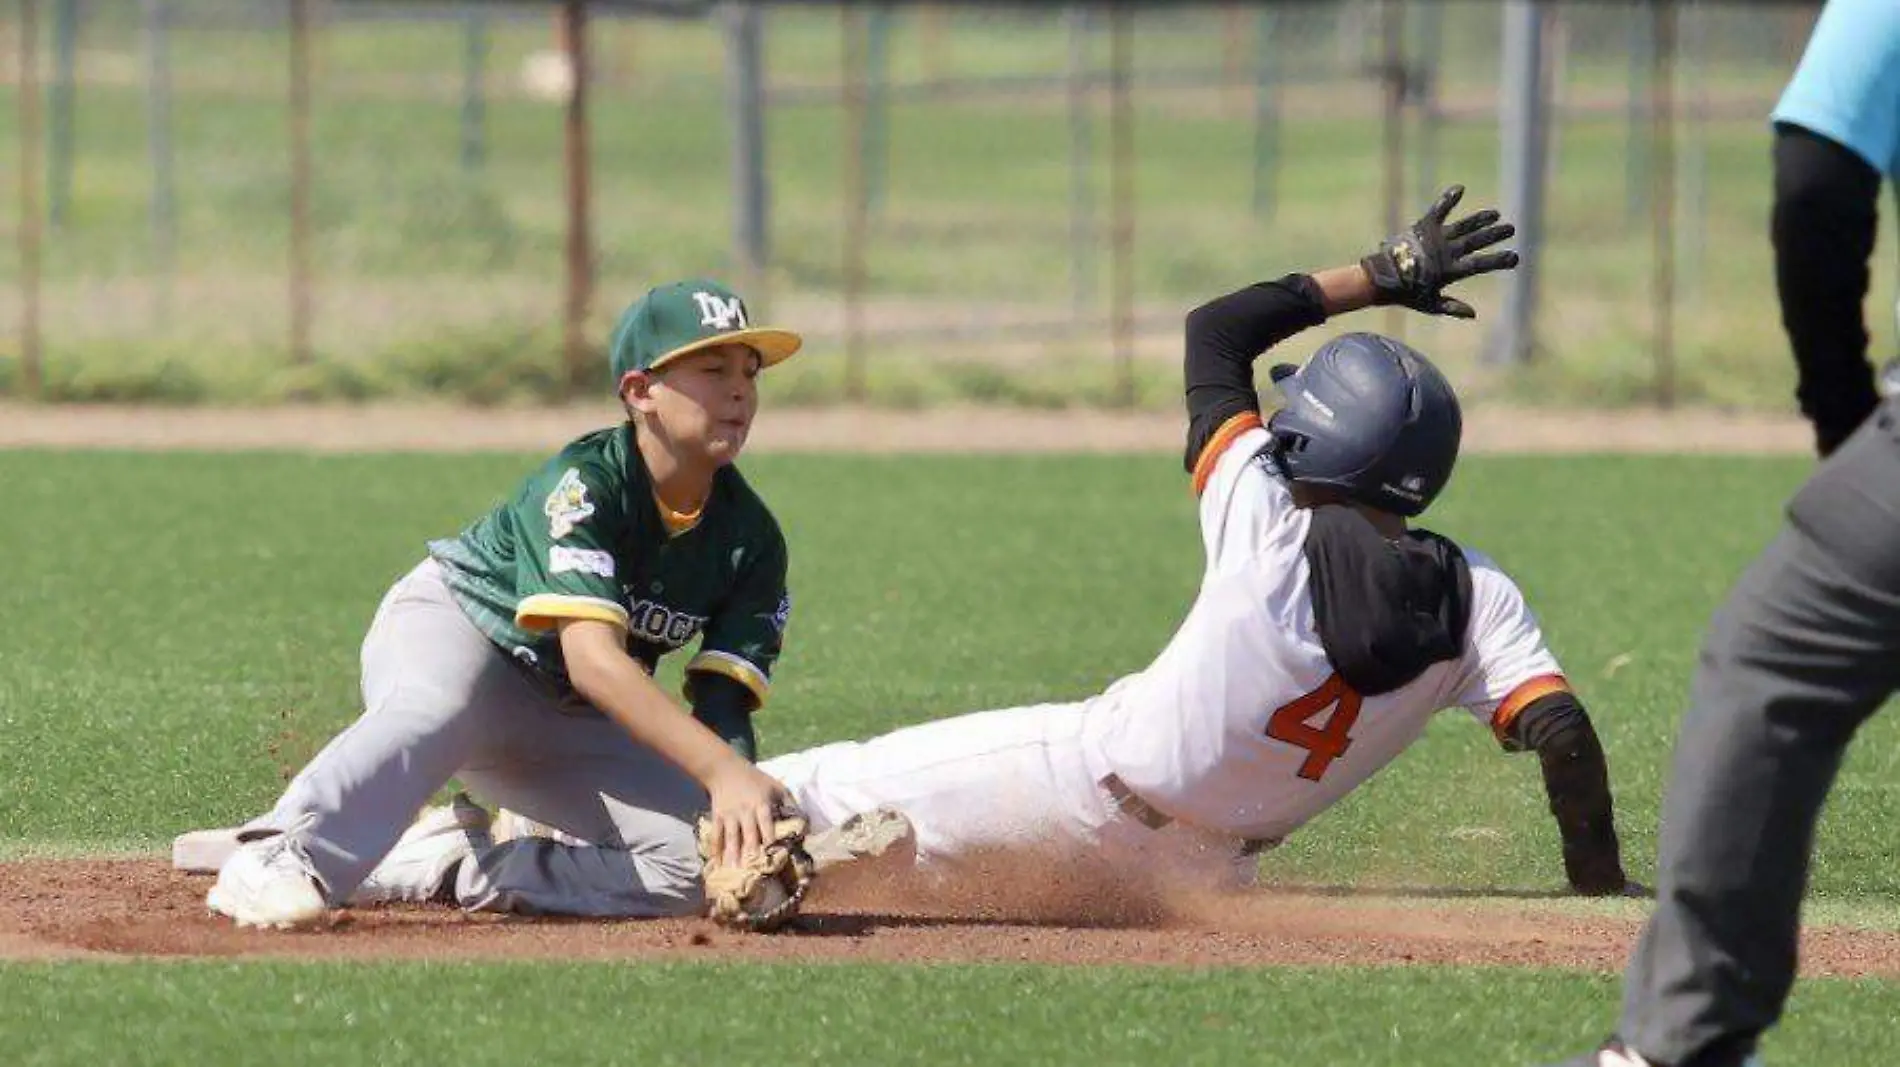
6, 856, 1900, 976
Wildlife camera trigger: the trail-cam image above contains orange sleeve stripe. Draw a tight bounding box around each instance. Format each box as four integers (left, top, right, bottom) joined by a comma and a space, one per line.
1191, 412, 1265, 495
1491, 673, 1571, 740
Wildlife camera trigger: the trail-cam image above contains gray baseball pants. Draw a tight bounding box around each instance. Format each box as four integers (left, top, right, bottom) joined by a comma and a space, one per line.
1619, 397, 1900, 1064
256, 558, 706, 917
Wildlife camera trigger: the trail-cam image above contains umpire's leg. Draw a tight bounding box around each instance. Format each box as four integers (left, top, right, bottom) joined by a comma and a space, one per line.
1620, 399, 1900, 1065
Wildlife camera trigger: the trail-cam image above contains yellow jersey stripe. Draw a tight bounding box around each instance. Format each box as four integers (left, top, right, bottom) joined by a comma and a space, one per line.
515, 594, 630, 632
686, 650, 771, 706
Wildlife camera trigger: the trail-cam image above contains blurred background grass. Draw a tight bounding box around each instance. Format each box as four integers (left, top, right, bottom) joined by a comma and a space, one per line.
0, 2, 1890, 409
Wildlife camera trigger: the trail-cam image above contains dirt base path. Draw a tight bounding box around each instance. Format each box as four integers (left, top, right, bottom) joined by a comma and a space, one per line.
6, 858, 1898, 975
0, 403, 1813, 455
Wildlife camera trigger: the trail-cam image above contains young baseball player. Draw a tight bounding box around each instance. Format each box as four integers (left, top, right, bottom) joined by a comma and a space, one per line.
191, 279, 813, 927
760, 188, 1640, 898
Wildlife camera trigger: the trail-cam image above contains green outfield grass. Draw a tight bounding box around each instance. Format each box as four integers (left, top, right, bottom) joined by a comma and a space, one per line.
0, 960, 1897, 1067
4, 448, 1898, 1064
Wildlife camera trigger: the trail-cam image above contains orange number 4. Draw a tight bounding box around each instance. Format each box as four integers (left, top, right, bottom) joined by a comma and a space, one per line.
1265, 674, 1363, 781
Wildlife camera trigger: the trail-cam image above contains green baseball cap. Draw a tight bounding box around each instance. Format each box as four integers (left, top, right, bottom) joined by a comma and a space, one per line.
607, 279, 802, 385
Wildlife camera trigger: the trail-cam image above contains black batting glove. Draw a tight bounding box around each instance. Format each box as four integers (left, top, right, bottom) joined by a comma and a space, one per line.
1361, 184, 1519, 319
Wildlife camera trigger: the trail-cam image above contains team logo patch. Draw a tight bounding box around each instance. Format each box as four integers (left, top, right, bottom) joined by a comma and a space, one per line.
544, 468, 595, 539
768, 591, 792, 634
549, 545, 615, 578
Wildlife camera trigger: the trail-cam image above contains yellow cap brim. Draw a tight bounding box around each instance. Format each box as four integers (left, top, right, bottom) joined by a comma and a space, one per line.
648, 328, 803, 371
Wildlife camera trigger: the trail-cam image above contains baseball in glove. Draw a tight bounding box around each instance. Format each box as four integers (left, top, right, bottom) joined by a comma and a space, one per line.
696, 810, 817, 932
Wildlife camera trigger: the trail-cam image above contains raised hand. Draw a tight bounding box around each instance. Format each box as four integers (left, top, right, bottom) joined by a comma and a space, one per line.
1360, 184, 1519, 319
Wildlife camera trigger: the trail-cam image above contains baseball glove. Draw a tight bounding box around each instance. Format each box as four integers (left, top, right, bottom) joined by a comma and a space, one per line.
696, 811, 817, 932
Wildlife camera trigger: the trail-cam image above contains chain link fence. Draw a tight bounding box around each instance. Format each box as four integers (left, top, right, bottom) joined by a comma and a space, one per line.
1, 1, 1876, 410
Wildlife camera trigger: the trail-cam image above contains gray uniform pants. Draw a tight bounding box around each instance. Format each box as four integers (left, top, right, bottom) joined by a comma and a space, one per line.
259, 558, 706, 917
1620, 398, 1900, 1064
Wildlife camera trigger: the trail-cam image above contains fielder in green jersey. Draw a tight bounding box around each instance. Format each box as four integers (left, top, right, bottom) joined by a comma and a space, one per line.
428, 420, 791, 732
183, 280, 814, 928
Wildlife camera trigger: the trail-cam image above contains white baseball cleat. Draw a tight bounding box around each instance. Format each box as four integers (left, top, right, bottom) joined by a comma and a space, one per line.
205, 814, 327, 930
804, 807, 917, 873
352, 793, 493, 906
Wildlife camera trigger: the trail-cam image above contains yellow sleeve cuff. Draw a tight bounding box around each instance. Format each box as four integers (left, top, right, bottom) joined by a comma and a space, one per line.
686, 650, 771, 707
515, 594, 630, 633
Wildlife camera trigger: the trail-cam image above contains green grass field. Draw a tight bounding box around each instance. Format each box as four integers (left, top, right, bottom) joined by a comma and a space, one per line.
2, 4, 1895, 407
3, 445, 1899, 1064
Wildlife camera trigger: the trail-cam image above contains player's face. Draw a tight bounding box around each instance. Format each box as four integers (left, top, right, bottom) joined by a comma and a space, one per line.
642, 344, 763, 465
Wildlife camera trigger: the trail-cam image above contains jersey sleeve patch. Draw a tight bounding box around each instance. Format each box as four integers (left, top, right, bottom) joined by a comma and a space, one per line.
515, 593, 630, 632
1490, 673, 1571, 741
543, 468, 597, 539
548, 546, 615, 578
686, 650, 771, 706
1192, 412, 1265, 496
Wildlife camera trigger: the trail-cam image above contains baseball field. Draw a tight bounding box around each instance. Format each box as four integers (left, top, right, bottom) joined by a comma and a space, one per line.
2, 413, 1899, 1066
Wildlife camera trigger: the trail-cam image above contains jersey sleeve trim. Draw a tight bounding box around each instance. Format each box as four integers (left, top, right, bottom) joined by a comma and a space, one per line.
515, 594, 631, 632
1490, 673, 1571, 741
1191, 411, 1265, 496
686, 650, 771, 706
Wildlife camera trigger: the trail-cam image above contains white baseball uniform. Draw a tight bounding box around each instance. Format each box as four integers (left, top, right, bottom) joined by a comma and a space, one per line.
762, 419, 1571, 885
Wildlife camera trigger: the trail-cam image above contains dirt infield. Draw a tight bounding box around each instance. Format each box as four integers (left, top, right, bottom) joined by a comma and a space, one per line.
0, 403, 1814, 455
7, 857, 1900, 975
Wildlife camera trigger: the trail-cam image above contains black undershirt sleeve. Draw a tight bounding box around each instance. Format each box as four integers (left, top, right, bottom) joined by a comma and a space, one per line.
1772, 121, 1884, 456
690, 672, 759, 763
1182, 274, 1330, 472
1505, 690, 1628, 895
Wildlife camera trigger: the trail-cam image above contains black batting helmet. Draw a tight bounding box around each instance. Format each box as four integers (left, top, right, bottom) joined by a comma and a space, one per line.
1265, 332, 1463, 518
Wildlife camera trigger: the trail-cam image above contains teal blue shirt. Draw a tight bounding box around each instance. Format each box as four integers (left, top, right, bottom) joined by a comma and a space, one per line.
1773, 0, 1900, 177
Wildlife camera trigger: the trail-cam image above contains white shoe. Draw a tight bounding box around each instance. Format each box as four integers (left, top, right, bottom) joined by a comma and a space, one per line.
206, 815, 328, 929
805, 808, 916, 873
352, 793, 493, 906
492, 807, 592, 847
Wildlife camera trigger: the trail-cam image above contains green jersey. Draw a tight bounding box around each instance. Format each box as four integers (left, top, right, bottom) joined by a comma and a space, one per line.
428, 423, 790, 707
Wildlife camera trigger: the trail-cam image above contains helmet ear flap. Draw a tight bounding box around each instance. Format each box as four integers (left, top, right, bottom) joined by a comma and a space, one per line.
1266, 416, 1305, 477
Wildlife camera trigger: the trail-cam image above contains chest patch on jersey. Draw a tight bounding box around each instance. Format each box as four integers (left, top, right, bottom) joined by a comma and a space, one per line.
544, 468, 595, 539
1302, 506, 1472, 696
626, 598, 708, 648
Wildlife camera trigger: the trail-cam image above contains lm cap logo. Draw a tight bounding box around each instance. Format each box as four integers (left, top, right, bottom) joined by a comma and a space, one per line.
693, 291, 748, 331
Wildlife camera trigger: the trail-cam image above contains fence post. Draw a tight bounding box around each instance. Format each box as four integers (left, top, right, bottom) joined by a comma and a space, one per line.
842, 6, 868, 401
560, 0, 594, 393
1678, 0, 1705, 307
49, 0, 77, 230
1108, 4, 1134, 407
1485, 0, 1548, 367
289, 0, 314, 367
461, 7, 488, 173
1651, 3, 1677, 408
1066, 4, 1092, 320
19, 0, 45, 398
1414, 0, 1442, 210
723, 1, 769, 306
144, 0, 175, 323
918, 4, 946, 83
1252, 7, 1278, 221
865, 4, 891, 217
1379, 0, 1407, 340
1626, 0, 1653, 227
